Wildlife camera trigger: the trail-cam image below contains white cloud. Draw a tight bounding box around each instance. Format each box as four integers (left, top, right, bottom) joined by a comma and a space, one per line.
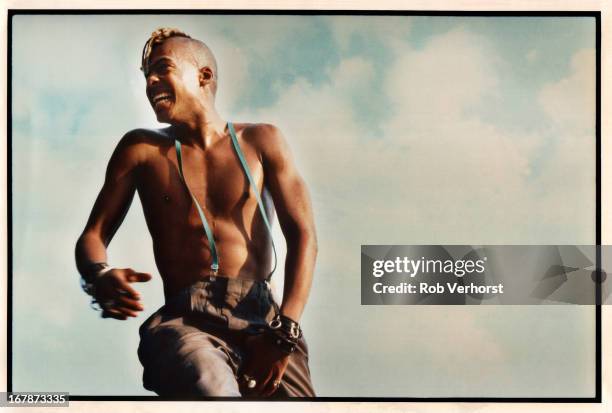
328, 15, 411, 52
529, 48, 597, 237
239, 27, 594, 245
538, 48, 596, 134
12, 16, 126, 94
526, 49, 539, 62
233, 26, 595, 395
386, 27, 500, 121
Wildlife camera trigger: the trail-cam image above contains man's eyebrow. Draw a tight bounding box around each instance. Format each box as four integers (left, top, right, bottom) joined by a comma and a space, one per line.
147, 57, 175, 73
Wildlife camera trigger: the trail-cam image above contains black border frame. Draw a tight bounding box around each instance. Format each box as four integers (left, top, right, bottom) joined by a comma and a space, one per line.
6, 8, 602, 403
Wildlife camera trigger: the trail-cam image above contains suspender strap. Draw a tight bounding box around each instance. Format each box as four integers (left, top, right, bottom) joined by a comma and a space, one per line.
174, 140, 219, 275
173, 123, 277, 280
228, 122, 277, 280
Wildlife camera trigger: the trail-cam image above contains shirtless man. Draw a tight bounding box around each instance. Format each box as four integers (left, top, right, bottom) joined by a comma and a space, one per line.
75, 28, 317, 398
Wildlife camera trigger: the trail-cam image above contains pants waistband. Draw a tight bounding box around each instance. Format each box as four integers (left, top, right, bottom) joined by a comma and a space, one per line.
162, 276, 277, 326
190, 274, 270, 287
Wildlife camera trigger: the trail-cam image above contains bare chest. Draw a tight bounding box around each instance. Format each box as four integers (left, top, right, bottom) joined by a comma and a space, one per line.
137, 139, 263, 217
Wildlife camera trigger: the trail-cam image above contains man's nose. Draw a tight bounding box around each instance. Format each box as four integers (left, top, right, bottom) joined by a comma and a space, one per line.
146, 73, 160, 88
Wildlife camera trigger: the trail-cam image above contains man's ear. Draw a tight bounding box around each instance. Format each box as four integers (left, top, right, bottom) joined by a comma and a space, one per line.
199, 67, 214, 86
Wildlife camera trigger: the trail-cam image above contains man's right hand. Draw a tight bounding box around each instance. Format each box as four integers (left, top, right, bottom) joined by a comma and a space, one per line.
93, 268, 152, 320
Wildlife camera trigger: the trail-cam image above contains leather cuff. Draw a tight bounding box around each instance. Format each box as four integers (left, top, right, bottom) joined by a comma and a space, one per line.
266, 314, 302, 354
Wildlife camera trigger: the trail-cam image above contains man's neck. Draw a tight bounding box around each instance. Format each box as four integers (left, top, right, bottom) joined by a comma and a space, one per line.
171, 105, 227, 149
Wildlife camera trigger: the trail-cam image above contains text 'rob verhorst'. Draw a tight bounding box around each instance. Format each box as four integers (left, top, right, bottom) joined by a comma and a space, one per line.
371, 256, 504, 295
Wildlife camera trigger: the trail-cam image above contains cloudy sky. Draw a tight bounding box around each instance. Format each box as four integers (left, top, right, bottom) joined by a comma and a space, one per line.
11, 14, 596, 397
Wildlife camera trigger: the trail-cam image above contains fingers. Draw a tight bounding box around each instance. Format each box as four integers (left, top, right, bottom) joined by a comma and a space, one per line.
116, 269, 152, 298
101, 308, 127, 320
99, 291, 142, 319
116, 294, 144, 312
261, 372, 283, 397
260, 362, 288, 397
114, 277, 140, 299
127, 271, 152, 283
101, 302, 139, 319
113, 305, 140, 317
96, 268, 151, 321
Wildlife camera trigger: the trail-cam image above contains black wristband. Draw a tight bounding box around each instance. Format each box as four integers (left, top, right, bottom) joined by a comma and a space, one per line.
266, 314, 302, 354
266, 331, 298, 354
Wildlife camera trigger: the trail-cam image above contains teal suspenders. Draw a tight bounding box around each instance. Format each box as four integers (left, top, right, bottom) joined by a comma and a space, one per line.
174, 139, 220, 275
227, 123, 278, 280
174, 122, 277, 280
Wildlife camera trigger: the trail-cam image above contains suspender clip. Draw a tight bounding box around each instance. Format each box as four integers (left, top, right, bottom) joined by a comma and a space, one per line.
211, 263, 219, 278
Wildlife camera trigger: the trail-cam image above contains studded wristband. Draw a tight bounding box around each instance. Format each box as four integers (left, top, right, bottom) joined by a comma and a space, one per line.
266, 314, 302, 354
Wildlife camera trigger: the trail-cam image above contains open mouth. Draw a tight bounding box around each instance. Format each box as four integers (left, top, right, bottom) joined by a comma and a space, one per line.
151, 92, 174, 109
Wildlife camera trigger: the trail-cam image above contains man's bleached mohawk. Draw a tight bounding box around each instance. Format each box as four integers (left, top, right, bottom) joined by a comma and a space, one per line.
140, 27, 191, 75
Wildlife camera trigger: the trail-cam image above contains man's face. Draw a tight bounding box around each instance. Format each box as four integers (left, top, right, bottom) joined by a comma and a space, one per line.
144, 38, 202, 124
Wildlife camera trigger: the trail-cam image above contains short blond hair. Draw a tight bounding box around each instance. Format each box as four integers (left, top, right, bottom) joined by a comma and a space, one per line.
140, 27, 192, 74
140, 27, 218, 95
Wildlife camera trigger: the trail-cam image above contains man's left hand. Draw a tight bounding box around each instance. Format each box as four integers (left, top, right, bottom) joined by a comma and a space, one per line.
241, 333, 290, 397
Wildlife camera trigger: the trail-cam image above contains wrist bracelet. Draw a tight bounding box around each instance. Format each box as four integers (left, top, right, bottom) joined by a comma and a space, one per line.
266, 332, 298, 354
82, 262, 112, 283
266, 314, 302, 354
80, 262, 114, 302
268, 314, 302, 340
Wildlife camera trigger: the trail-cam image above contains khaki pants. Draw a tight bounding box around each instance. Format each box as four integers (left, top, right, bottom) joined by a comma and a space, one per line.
137, 277, 315, 398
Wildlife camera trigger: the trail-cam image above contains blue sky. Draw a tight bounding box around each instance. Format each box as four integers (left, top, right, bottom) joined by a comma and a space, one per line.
11, 14, 596, 396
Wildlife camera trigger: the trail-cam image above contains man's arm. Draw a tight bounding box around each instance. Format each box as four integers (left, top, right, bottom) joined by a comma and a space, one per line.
258, 124, 317, 322
75, 131, 151, 319
239, 124, 317, 396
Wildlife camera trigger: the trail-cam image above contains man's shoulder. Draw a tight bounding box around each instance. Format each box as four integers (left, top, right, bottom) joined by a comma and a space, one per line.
119, 127, 173, 148
233, 122, 285, 150
235, 122, 281, 136
111, 128, 173, 165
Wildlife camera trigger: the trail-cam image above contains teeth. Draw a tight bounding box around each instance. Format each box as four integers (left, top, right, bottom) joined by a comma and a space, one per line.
153, 93, 172, 104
